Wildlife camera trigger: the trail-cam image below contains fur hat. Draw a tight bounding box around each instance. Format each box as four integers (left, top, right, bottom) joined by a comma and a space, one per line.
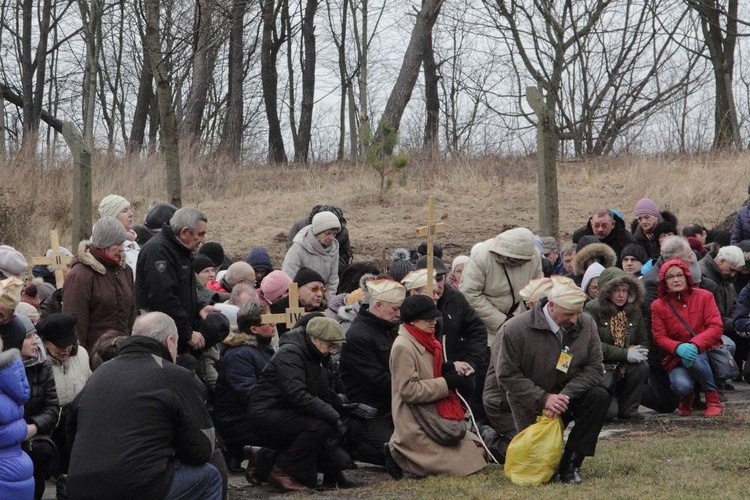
621, 243, 648, 265
0, 277, 23, 310
493, 228, 536, 260
306, 317, 346, 343
98, 194, 130, 219
143, 202, 178, 230
653, 221, 677, 243
400, 294, 442, 323
193, 254, 215, 274
246, 248, 273, 273
634, 198, 659, 219
294, 267, 325, 288
92, 217, 128, 249
311, 211, 341, 235
260, 270, 293, 304
388, 248, 415, 283
415, 256, 448, 275
0, 246, 28, 278
547, 276, 587, 311
199, 242, 225, 268
572, 242, 617, 277
37, 313, 77, 347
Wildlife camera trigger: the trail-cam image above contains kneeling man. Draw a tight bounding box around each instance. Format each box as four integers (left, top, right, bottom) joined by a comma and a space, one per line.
497, 277, 608, 484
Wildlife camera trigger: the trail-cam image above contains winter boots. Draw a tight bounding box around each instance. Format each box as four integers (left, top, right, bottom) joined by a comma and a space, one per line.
703, 390, 723, 417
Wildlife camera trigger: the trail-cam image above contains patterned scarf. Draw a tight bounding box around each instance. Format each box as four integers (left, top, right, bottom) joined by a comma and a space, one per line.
610, 310, 629, 376
403, 323, 465, 421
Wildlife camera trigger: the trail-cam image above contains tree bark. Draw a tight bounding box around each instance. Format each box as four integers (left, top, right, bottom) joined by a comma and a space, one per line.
375, 0, 444, 155
182, 0, 217, 148
219, 0, 248, 161
260, 0, 287, 163
295, 0, 319, 163
144, 0, 182, 206
128, 27, 155, 155
422, 28, 439, 155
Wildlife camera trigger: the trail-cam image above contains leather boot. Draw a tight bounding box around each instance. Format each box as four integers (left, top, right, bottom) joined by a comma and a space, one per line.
677, 392, 694, 417
703, 391, 723, 417
268, 467, 308, 492
383, 443, 403, 480
242, 446, 261, 486
558, 450, 584, 485
321, 470, 358, 489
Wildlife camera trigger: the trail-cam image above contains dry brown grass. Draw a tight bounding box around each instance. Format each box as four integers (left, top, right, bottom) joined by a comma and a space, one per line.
2, 150, 749, 267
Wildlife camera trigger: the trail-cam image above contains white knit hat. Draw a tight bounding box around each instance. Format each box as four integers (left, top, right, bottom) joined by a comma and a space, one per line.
98, 194, 130, 219
311, 211, 341, 235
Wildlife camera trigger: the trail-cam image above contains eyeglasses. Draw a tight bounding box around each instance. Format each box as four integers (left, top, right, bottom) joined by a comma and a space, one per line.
665, 273, 686, 280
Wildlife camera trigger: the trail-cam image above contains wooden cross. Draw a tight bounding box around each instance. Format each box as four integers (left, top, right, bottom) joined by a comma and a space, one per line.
30, 230, 72, 288
416, 196, 446, 293
260, 283, 306, 330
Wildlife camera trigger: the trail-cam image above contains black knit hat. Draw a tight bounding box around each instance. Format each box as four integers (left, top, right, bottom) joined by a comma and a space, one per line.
294, 267, 325, 288
417, 242, 443, 259
37, 313, 78, 347
388, 248, 415, 283
653, 221, 678, 243
0, 316, 27, 352
193, 254, 215, 274
199, 242, 225, 268
400, 294, 442, 323
416, 256, 448, 275
620, 244, 648, 265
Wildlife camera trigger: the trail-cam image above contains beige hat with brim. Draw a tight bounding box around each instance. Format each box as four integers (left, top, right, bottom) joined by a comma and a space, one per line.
547, 275, 587, 311
367, 279, 406, 304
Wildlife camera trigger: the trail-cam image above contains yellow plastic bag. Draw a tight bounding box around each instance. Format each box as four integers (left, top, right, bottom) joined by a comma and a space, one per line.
504, 415, 563, 486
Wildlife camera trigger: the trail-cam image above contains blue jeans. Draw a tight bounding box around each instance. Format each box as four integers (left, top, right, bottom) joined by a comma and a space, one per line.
166, 460, 222, 500
669, 352, 716, 396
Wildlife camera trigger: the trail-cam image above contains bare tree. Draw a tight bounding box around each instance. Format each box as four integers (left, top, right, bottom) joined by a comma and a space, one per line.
260, 0, 288, 163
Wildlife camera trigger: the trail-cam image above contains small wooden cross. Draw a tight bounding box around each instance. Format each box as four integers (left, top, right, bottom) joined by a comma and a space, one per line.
416, 196, 446, 293
30, 230, 72, 288
260, 283, 306, 330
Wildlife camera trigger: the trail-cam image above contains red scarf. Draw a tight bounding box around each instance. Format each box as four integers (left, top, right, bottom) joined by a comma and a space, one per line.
90, 245, 121, 265
403, 323, 465, 421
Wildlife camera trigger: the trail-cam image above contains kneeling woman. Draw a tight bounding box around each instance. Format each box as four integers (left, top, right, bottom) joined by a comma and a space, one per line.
387, 295, 486, 478
651, 259, 724, 417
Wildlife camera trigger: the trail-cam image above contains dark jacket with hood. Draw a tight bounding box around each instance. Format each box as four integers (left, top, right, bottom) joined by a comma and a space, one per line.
436, 286, 487, 370
731, 202, 750, 246
631, 210, 678, 260
136, 224, 199, 351
573, 211, 635, 265
249, 328, 339, 427
212, 333, 274, 430
339, 305, 399, 413
23, 347, 60, 436
698, 254, 736, 334
63, 240, 137, 352
66, 336, 215, 500
584, 267, 649, 364
650, 260, 723, 372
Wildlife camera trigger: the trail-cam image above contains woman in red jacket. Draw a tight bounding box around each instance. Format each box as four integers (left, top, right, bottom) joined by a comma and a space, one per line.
651, 259, 723, 417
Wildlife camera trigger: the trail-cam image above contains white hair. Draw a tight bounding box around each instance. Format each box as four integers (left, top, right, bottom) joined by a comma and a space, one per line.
717, 245, 745, 268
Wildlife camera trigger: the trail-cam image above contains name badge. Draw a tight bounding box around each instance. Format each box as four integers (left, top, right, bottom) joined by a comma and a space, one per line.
556, 348, 573, 373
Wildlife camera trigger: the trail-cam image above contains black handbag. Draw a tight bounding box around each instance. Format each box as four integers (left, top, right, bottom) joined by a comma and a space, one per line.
665, 301, 739, 380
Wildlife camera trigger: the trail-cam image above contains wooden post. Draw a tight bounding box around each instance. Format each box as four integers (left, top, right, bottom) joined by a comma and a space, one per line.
415, 195, 446, 294
526, 85, 559, 239
30, 230, 73, 288
260, 283, 306, 330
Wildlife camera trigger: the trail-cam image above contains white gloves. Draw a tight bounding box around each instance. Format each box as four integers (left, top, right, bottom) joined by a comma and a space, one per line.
626, 345, 649, 363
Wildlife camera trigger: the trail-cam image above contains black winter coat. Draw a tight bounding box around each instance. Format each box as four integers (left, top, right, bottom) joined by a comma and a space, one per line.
249, 328, 339, 426
436, 287, 488, 370
24, 358, 60, 435
66, 336, 215, 500
136, 224, 199, 351
213, 335, 274, 429
339, 305, 398, 413
572, 211, 635, 265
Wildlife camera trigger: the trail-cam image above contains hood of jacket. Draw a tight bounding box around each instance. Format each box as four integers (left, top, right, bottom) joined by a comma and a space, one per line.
293, 224, 340, 258
72, 240, 127, 275
657, 258, 695, 298
594, 267, 644, 316
573, 242, 617, 276
489, 227, 538, 260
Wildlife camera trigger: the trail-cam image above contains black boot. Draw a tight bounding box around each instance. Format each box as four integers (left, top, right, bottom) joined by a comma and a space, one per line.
558, 451, 584, 485
383, 443, 403, 480
321, 470, 358, 489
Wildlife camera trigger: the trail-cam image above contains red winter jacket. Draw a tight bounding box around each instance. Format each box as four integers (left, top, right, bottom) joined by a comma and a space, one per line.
650, 259, 723, 372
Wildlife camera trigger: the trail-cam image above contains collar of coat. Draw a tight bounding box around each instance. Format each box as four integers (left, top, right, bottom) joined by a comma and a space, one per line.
74, 240, 127, 275
528, 299, 583, 337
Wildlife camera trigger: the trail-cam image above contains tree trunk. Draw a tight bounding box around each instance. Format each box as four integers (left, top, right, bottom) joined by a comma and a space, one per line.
347, 84, 358, 160
375, 0, 444, 155
0, 96, 6, 157
422, 29, 439, 155
261, 0, 287, 163
20, 0, 52, 150
79, 0, 103, 149
144, 0, 182, 206
527, 86, 559, 239
295, 0, 318, 163
128, 34, 154, 155
219, 0, 247, 161
182, 0, 217, 148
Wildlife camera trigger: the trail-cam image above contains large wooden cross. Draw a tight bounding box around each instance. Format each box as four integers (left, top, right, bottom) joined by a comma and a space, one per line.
416, 196, 446, 293
30, 230, 72, 288
260, 283, 306, 330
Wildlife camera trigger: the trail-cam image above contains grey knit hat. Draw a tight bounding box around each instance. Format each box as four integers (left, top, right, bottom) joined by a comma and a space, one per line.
311, 211, 341, 235
92, 217, 128, 249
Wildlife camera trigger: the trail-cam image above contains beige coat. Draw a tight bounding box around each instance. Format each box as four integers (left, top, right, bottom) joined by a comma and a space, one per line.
460, 237, 543, 345
388, 325, 486, 477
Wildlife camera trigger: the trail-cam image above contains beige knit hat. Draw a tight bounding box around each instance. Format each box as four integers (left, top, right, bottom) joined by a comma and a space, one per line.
519, 277, 554, 304
98, 194, 130, 219
0, 277, 23, 310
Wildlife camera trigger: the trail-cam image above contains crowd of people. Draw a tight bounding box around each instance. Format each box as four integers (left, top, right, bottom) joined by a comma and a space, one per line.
1, 189, 750, 498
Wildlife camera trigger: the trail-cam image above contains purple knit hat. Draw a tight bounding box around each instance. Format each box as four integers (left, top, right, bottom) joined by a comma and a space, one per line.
634, 198, 659, 218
